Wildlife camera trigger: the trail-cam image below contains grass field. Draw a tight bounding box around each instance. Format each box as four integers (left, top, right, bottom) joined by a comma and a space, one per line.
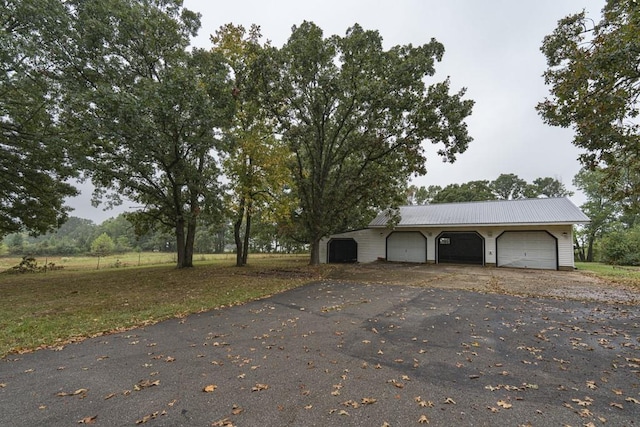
575, 261, 640, 287
0, 253, 322, 357
0, 252, 245, 273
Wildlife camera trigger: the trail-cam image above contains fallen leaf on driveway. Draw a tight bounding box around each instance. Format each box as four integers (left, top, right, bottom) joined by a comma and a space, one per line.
610, 402, 624, 409
626, 397, 640, 404
418, 414, 430, 424
134, 380, 159, 391
572, 397, 593, 406
342, 400, 359, 408
57, 388, 88, 397
415, 396, 434, 408
203, 384, 217, 393
497, 400, 512, 409
135, 411, 163, 424
211, 418, 233, 426
361, 397, 377, 405
252, 383, 269, 391
444, 397, 456, 405
77, 415, 97, 424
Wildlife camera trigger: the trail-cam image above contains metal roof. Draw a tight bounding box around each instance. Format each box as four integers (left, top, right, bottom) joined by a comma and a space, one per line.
368, 197, 590, 227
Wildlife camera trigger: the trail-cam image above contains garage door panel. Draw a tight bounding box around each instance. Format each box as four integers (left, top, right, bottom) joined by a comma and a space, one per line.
387, 232, 426, 263
497, 231, 557, 270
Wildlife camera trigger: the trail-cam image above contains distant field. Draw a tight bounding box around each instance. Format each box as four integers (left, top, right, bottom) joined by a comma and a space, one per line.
0, 252, 297, 272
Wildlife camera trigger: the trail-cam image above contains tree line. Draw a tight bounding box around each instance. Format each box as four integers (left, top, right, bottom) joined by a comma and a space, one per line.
1, 213, 306, 257
406, 173, 573, 205
2, 0, 639, 267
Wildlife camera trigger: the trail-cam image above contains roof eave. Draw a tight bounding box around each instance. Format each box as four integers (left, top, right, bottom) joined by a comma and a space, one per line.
369, 221, 590, 228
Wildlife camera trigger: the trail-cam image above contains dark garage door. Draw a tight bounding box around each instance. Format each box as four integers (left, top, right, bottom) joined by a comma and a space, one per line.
437, 232, 484, 265
328, 238, 358, 263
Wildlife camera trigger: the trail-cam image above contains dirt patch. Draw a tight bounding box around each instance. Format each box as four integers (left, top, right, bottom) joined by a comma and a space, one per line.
326, 262, 640, 304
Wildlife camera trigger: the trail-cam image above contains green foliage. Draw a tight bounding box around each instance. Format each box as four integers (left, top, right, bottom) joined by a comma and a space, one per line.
56, 0, 234, 268
599, 226, 640, 266
491, 174, 528, 200
91, 232, 115, 257
431, 181, 495, 203
406, 185, 442, 205
411, 174, 573, 204
530, 177, 573, 198
212, 24, 294, 266
538, 0, 640, 213
262, 22, 474, 263
573, 168, 619, 261
0, 0, 79, 237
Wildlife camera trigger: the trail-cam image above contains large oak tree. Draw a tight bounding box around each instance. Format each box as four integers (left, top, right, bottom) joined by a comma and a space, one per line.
59, 0, 233, 268
538, 0, 640, 212
262, 22, 474, 264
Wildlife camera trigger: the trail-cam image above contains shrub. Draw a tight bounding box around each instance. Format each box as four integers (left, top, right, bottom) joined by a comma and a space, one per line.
600, 227, 640, 266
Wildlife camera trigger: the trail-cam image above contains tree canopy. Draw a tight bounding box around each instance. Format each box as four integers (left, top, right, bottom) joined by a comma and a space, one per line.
262, 22, 474, 263
409, 174, 572, 205
538, 0, 640, 212
0, 0, 78, 237
212, 24, 293, 266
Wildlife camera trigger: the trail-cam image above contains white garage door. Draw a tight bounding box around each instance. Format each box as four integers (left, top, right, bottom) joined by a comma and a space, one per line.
497, 231, 557, 270
387, 232, 426, 263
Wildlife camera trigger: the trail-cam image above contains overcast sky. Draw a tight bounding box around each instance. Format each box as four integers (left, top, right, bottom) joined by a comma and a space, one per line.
68, 0, 606, 222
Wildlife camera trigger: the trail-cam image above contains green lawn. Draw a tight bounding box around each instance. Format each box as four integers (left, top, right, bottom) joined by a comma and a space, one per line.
575, 261, 640, 287
0, 251, 242, 273
0, 253, 323, 357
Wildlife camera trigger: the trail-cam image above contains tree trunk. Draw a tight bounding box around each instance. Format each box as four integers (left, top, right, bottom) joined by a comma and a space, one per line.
183, 219, 196, 268
242, 201, 252, 265
175, 218, 186, 268
586, 233, 595, 262
233, 198, 246, 267
309, 237, 321, 265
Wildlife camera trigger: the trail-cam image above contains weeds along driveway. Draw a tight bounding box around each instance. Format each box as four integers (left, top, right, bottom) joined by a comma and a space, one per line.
1, 277, 639, 426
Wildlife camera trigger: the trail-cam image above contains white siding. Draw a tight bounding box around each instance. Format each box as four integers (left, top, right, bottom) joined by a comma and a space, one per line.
319, 229, 389, 263
321, 224, 575, 270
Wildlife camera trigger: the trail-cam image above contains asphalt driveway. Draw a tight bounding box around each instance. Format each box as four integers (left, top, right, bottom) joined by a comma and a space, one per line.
1, 278, 639, 426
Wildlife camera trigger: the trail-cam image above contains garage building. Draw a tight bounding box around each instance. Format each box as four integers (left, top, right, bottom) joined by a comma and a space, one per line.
320, 197, 590, 270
